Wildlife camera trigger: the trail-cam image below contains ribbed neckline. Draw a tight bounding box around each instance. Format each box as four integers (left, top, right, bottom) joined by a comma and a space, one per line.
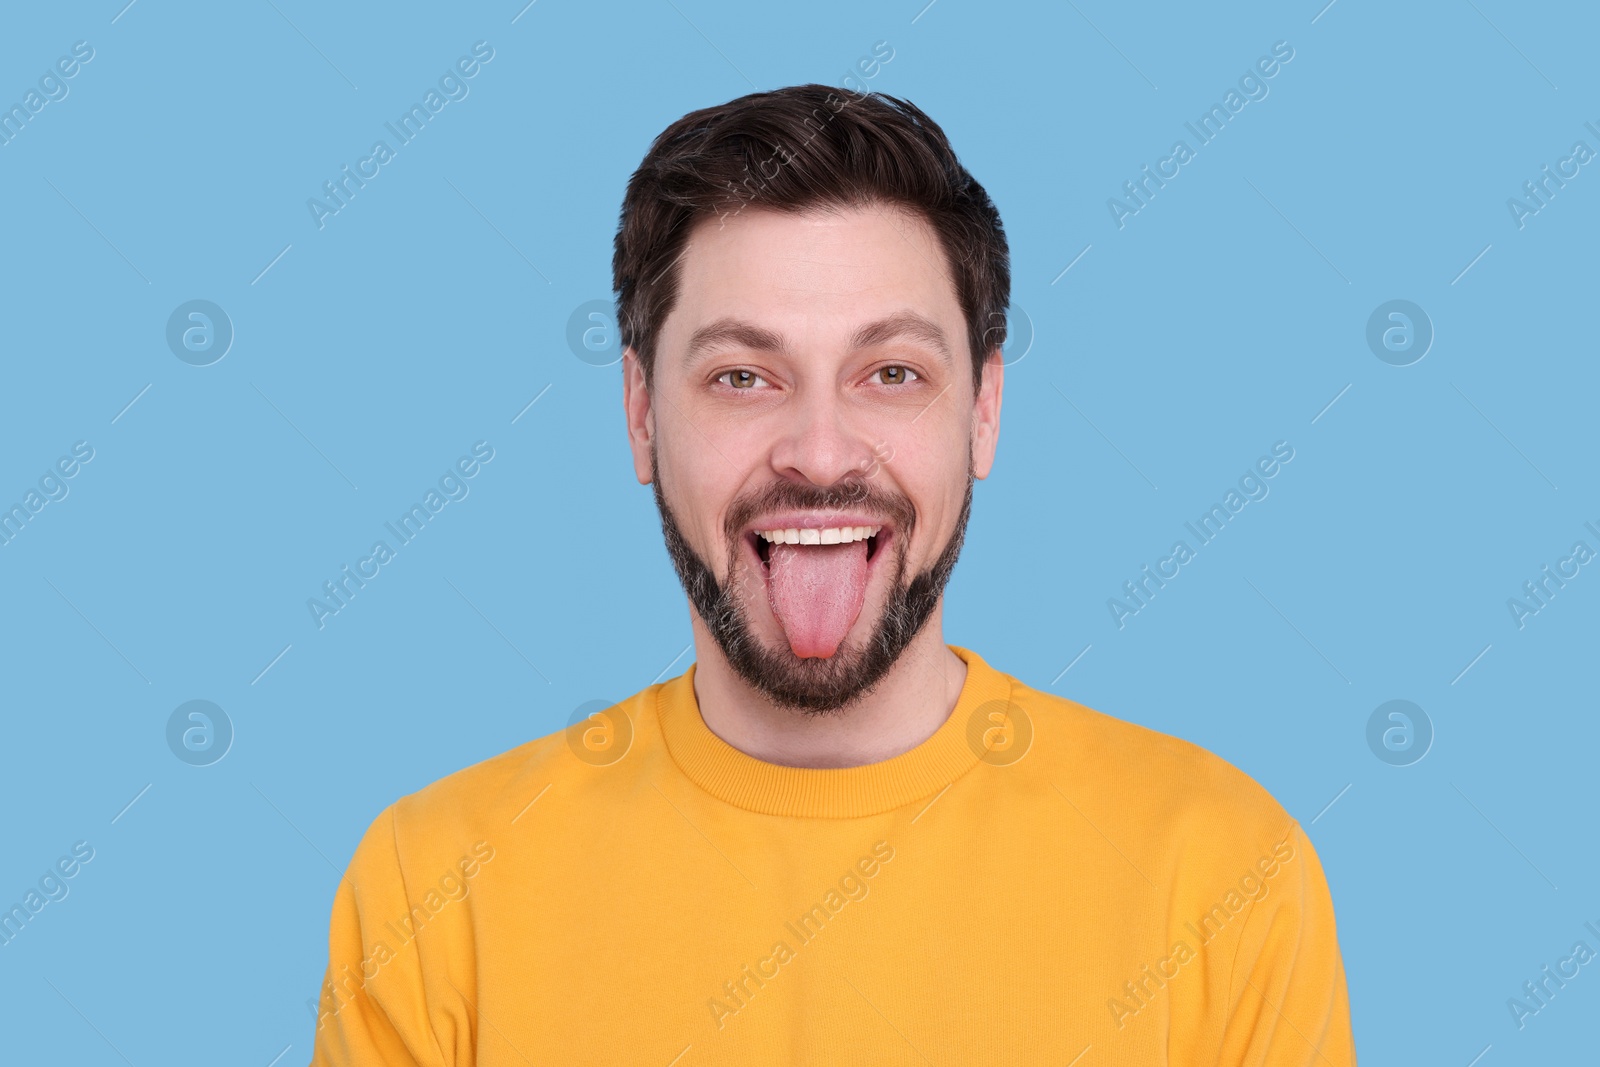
655, 645, 1012, 819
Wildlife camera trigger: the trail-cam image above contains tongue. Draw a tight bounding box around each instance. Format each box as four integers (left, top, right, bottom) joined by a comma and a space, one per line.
766, 541, 870, 658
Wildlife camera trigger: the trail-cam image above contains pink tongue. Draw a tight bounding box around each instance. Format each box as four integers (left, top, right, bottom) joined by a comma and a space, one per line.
766, 541, 870, 658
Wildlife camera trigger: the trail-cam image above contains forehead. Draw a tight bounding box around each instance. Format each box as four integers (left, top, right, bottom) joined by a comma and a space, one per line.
659, 204, 963, 354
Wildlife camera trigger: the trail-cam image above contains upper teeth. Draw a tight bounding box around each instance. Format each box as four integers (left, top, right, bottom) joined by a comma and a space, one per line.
758, 525, 882, 545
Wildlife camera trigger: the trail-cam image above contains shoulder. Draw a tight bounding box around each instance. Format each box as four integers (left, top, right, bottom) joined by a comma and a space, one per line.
1005, 674, 1297, 864
357, 685, 662, 877
394, 730, 567, 837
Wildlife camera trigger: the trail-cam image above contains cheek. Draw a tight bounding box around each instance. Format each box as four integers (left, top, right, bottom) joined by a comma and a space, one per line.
657, 428, 744, 548
888, 433, 969, 555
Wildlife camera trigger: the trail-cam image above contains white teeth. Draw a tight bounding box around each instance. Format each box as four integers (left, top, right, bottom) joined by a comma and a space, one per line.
757, 524, 883, 544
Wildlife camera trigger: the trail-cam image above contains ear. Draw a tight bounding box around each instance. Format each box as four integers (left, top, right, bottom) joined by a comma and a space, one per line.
971, 347, 1003, 479
622, 348, 655, 485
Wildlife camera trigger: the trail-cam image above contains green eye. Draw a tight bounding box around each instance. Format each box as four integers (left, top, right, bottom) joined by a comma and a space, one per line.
877, 366, 917, 385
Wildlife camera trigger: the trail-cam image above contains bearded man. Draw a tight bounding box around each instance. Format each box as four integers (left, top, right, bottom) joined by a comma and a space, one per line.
311, 83, 1354, 1067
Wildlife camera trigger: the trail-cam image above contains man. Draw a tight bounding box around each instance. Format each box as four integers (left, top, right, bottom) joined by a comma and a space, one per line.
311, 83, 1354, 1065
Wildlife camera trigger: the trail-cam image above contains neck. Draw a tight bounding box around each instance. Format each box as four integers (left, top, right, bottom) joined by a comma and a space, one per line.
686, 608, 968, 769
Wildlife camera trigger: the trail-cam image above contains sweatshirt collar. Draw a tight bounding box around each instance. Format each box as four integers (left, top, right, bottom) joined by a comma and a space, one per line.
655, 645, 1011, 818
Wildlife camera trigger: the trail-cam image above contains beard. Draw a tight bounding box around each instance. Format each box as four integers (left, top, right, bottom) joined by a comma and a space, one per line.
651, 448, 974, 714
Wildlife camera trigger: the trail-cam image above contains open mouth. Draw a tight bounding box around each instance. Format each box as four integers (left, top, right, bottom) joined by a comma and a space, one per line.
743, 522, 893, 659
753, 524, 884, 558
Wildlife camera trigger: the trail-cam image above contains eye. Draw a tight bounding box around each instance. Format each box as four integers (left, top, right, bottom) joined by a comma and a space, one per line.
874, 365, 919, 386
717, 369, 769, 390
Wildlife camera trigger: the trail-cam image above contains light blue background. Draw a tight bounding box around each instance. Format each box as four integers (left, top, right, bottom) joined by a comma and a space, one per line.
2, 1, 1596, 1063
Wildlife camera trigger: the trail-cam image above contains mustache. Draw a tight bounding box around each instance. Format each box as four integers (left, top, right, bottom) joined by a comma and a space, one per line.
722, 478, 916, 545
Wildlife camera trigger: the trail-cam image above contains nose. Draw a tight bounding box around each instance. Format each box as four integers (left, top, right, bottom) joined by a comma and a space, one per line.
767, 383, 878, 489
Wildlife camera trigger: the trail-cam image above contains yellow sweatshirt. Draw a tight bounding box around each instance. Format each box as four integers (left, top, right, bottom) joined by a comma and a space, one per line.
310, 646, 1354, 1065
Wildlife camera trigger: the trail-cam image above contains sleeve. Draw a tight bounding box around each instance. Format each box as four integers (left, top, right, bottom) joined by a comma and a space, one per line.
1215, 820, 1356, 1066
309, 804, 444, 1067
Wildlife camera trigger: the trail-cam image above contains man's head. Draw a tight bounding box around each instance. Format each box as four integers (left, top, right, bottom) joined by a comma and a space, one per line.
613, 84, 1009, 712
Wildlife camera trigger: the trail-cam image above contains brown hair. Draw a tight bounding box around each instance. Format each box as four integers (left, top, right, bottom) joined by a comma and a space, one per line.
611, 83, 1010, 393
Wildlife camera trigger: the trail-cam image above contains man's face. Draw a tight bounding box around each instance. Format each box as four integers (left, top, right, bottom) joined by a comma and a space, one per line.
623, 203, 1002, 711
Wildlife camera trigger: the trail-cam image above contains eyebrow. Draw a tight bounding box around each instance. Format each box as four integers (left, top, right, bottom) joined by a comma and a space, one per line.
683, 309, 954, 367
850, 310, 953, 365
684, 319, 786, 362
